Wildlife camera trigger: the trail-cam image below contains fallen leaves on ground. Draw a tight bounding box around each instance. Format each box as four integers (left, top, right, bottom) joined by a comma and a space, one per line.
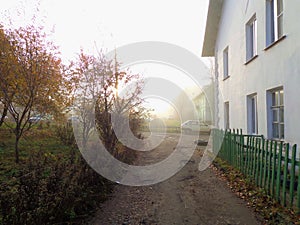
212, 158, 300, 225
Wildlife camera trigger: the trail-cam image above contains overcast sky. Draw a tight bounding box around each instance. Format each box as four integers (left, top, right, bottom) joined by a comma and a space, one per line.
0, 0, 209, 61
0, 0, 211, 116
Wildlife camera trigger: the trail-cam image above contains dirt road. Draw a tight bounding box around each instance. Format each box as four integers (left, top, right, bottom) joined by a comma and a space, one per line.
90, 133, 262, 225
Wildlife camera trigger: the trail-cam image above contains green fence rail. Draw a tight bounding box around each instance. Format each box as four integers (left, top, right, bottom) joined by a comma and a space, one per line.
212, 129, 300, 213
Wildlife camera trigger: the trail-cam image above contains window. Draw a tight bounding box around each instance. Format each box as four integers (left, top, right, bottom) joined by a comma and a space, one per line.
224, 102, 230, 129
267, 88, 284, 139
223, 47, 229, 79
247, 94, 258, 134
246, 15, 257, 61
266, 0, 284, 46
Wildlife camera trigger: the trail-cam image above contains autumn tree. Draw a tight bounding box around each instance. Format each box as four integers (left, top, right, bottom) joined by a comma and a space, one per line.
94, 53, 145, 156
0, 24, 17, 127
70, 50, 102, 148
71, 49, 145, 153
71, 47, 145, 154
1, 25, 68, 163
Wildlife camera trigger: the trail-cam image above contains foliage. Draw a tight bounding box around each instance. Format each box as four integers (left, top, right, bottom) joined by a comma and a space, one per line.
94, 55, 144, 155
0, 25, 13, 127
69, 50, 145, 161
0, 126, 113, 225
54, 122, 77, 149
69, 50, 104, 148
0, 24, 70, 163
0, 152, 112, 224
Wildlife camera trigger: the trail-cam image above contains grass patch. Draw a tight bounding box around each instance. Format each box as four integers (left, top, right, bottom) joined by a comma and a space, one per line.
0, 125, 71, 180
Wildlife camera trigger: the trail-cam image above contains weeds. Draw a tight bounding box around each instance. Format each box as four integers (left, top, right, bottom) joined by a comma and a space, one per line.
0, 125, 113, 224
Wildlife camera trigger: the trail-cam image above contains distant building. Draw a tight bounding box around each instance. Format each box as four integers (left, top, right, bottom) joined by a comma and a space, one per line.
172, 87, 201, 122
193, 84, 214, 125
202, 0, 300, 147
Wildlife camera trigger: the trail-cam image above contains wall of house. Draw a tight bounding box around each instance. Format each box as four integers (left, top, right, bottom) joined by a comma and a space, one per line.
214, 0, 300, 147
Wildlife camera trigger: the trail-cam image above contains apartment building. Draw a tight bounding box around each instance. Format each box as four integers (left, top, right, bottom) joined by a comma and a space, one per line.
202, 0, 300, 146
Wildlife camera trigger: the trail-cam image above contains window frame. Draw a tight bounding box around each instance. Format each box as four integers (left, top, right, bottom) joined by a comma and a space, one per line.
224, 101, 230, 130
246, 14, 258, 62
266, 0, 284, 47
247, 94, 258, 134
267, 88, 284, 140
223, 47, 229, 79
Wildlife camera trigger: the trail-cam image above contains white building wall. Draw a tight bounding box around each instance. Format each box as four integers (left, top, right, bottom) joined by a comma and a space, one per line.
214, 0, 300, 146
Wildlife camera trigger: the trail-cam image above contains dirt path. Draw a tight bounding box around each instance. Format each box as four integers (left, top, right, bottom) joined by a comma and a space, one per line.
89, 133, 262, 225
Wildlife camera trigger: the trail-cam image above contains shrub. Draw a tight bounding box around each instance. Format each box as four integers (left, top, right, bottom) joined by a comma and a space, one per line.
54, 122, 77, 148
0, 150, 113, 224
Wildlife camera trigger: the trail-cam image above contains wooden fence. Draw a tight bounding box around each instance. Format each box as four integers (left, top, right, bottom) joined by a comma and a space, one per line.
212, 129, 300, 212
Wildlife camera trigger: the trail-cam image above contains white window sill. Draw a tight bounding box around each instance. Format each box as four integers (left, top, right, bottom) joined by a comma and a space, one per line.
223, 75, 230, 81
245, 54, 258, 65
269, 138, 285, 142
264, 35, 287, 51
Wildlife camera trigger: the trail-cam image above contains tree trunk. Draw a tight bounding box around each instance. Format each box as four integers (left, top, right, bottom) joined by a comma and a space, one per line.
15, 135, 20, 163
0, 104, 8, 127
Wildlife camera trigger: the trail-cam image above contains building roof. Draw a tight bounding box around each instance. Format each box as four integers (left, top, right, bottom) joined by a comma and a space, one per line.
201, 0, 224, 57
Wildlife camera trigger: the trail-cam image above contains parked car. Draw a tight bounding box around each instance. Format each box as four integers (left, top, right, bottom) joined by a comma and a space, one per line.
29, 115, 44, 123
181, 120, 211, 134
29, 115, 52, 123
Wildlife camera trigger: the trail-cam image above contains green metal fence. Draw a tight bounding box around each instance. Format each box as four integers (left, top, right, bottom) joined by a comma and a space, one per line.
212, 129, 300, 212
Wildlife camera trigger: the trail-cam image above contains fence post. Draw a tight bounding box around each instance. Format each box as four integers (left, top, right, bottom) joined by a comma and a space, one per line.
267, 140, 274, 194
214, 129, 299, 212
259, 138, 265, 187
224, 130, 226, 161
237, 130, 241, 169
229, 130, 232, 164
227, 129, 230, 163
282, 143, 289, 206
233, 129, 237, 167
254, 138, 260, 185
245, 136, 251, 177
237, 129, 240, 168
263, 140, 269, 190
295, 145, 300, 213
271, 141, 278, 197
275, 141, 283, 202
251, 136, 256, 178
221, 129, 225, 159
289, 144, 297, 207
240, 133, 245, 173
223, 130, 226, 160
220, 129, 223, 159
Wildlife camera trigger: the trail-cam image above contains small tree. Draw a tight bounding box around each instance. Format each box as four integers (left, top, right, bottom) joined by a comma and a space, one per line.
70, 48, 146, 161
1, 25, 67, 163
71, 50, 104, 148
94, 54, 144, 156
0, 24, 17, 127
